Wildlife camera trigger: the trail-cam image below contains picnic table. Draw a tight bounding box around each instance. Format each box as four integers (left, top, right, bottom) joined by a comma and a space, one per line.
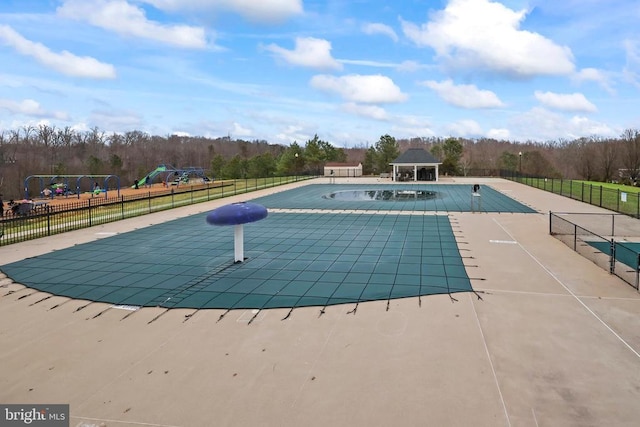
9, 200, 49, 216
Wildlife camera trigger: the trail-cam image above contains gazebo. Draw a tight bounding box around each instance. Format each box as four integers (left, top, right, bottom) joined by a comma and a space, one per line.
390, 148, 442, 182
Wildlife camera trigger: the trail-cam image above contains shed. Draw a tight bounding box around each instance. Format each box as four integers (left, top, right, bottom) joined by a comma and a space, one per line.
324, 162, 363, 177
390, 148, 442, 182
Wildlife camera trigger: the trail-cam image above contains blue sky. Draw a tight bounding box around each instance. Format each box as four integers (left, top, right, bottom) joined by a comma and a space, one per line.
0, 0, 639, 147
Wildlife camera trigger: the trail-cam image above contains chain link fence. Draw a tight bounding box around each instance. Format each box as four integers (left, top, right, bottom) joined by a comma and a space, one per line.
550, 212, 640, 289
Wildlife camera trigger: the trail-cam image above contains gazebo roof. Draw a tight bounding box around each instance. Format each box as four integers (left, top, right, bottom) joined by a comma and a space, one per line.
390, 148, 441, 165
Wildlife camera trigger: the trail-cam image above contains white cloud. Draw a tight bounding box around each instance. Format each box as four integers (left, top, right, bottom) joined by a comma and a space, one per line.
534, 91, 597, 113
487, 128, 510, 140
623, 39, 640, 88
444, 119, 483, 137
401, 0, 574, 77
421, 79, 504, 109
170, 131, 191, 137
264, 37, 342, 71
0, 98, 69, 120
89, 108, 143, 131
230, 122, 253, 137
511, 107, 615, 141
573, 68, 614, 93
339, 59, 398, 68
342, 103, 388, 120
0, 25, 116, 79
390, 115, 435, 137
396, 60, 422, 73
275, 124, 311, 144
310, 74, 408, 104
142, 0, 303, 23
392, 125, 436, 138
362, 23, 398, 42
57, 0, 208, 49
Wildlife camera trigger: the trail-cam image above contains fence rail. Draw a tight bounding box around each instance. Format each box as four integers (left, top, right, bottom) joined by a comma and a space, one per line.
503, 172, 640, 218
0, 176, 312, 246
549, 212, 640, 290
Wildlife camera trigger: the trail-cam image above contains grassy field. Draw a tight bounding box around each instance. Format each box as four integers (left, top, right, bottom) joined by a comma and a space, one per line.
515, 177, 640, 217
573, 180, 640, 193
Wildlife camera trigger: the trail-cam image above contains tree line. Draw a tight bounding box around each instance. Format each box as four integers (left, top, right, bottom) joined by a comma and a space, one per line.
1, 124, 639, 199
365, 132, 640, 184
0, 126, 346, 198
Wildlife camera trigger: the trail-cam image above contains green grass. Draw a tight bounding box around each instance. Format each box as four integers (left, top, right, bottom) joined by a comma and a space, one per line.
514, 177, 640, 217
572, 180, 640, 193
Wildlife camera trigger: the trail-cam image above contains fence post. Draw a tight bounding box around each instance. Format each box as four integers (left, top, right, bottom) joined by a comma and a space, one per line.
599, 185, 603, 207
88, 197, 92, 227
609, 239, 615, 274
636, 253, 640, 291
611, 214, 616, 238
46, 205, 51, 236
573, 224, 577, 251
570, 180, 573, 199
121, 196, 125, 220
148, 192, 151, 213
617, 189, 620, 212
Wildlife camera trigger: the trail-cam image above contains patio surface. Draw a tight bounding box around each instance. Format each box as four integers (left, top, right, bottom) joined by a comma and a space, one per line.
1, 177, 640, 427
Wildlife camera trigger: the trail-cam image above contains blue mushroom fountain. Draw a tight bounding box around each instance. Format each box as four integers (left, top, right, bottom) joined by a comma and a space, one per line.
206, 202, 268, 263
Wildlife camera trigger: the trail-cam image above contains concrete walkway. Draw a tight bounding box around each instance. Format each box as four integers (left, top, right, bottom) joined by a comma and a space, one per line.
1, 177, 639, 427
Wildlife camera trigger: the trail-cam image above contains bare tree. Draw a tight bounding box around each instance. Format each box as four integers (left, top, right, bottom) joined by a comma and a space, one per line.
573, 137, 598, 180
22, 125, 36, 146
620, 129, 640, 184
596, 137, 618, 182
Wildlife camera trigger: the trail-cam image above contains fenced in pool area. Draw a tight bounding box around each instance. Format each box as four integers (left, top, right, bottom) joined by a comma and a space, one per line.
0, 182, 535, 312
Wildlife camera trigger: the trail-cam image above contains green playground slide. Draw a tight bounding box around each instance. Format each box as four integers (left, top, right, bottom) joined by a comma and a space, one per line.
133, 165, 169, 188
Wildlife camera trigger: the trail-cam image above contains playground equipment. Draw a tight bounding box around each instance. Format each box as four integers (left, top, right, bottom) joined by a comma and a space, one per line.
24, 175, 121, 200
134, 164, 210, 188
206, 202, 268, 263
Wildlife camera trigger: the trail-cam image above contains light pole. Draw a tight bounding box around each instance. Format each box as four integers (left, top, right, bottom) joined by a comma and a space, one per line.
518, 151, 522, 175
294, 153, 299, 181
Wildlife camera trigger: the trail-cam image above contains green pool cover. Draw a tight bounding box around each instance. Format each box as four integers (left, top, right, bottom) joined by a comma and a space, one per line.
586, 241, 640, 270
0, 184, 535, 310
252, 183, 537, 213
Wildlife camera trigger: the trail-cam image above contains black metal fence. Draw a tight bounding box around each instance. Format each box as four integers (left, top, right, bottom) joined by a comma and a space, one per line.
500, 171, 640, 219
549, 212, 640, 289
0, 176, 311, 246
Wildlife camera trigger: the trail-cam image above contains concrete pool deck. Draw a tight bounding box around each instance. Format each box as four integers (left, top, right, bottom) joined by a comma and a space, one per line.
1, 177, 640, 427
